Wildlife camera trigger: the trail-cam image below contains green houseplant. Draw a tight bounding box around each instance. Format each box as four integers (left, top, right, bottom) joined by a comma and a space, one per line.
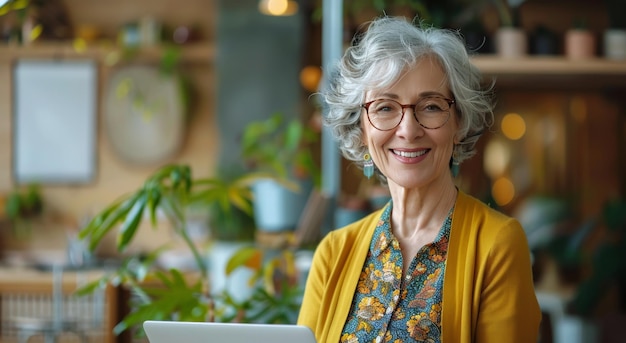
77, 164, 261, 334
4, 183, 43, 237
77, 164, 303, 337
241, 113, 320, 233
220, 245, 303, 324
241, 112, 319, 185
569, 198, 626, 317
491, 0, 528, 57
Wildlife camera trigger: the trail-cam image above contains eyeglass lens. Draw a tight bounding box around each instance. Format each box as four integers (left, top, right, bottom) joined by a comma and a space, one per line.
366, 97, 452, 130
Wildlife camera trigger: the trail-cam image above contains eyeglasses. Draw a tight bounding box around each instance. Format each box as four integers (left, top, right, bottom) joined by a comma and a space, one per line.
362, 96, 456, 131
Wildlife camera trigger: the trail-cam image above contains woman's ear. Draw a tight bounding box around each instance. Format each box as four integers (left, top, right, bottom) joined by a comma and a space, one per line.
360, 120, 368, 145
453, 133, 462, 145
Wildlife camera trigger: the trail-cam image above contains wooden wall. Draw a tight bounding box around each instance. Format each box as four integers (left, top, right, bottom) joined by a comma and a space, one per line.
0, 0, 217, 253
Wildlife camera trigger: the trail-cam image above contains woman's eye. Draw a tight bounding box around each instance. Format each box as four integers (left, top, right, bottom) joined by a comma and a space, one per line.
424, 104, 443, 111
373, 102, 397, 113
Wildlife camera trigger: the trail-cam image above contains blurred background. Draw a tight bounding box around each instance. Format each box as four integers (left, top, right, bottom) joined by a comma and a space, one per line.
0, 0, 625, 342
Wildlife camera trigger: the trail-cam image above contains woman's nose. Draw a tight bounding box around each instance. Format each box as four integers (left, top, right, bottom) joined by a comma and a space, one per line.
396, 108, 425, 137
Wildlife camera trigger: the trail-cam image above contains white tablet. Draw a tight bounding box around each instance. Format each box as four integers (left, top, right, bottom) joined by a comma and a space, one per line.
143, 320, 317, 343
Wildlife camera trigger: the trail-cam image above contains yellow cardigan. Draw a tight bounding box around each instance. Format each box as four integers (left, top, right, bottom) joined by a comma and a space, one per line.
297, 191, 541, 343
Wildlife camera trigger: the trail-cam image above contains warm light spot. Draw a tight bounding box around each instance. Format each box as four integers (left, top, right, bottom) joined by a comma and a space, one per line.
492, 177, 515, 206
300, 65, 322, 92
501, 113, 526, 140
258, 0, 298, 16
483, 139, 510, 179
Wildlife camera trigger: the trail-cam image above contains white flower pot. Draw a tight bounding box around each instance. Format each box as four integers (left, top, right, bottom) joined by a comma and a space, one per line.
604, 29, 626, 60
252, 178, 312, 232
495, 27, 527, 58
555, 315, 598, 343
207, 241, 255, 302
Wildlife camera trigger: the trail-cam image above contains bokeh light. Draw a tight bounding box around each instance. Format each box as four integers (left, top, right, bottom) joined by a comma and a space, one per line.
501, 113, 526, 140
492, 177, 516, 206
300, 65, 322, 92
258, 0, 298, 16
483, 139, 511, 179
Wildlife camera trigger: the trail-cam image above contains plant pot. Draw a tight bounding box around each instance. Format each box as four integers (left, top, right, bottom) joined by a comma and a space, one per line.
555, 315, 599, 343
565, 29, 596, 60
495, 27, 527, 58
531, 27, 559, 55
251, 178, 312, 232
207, 241, 255, 302
603, 29, 626, 60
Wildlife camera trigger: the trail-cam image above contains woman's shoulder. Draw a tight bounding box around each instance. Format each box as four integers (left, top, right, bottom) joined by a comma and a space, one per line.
457, 191, 519, 226
455, 191, 526, 245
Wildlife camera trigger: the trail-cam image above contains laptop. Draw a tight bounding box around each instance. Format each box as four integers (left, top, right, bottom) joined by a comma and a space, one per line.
143, 320, 317, 343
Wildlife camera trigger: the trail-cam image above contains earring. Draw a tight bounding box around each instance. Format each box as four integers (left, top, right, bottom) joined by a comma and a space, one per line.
451, 150, 460, 178
363, 153, 374, 179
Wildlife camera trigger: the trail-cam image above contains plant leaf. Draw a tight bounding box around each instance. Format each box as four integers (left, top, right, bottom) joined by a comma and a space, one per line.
225, 246, 262, 275
117, 191, 148, 251
85, 193, 138, 251
147, 188, 161, 227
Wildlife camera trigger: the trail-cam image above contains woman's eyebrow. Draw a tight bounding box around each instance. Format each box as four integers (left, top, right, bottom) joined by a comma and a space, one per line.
370, 91, 450, 100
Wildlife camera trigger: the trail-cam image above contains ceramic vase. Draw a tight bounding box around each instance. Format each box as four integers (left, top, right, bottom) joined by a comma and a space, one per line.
604, 29, 626, 60
495, 27, 527, 58
565, 29, 596, 59
251, 178, 312, 232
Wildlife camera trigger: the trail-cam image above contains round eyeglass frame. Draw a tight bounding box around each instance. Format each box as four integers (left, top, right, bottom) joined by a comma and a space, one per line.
362, 96, 456, 131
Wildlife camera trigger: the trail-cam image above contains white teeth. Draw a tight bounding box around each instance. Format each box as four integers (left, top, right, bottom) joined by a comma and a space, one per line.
393, 150, 427, 158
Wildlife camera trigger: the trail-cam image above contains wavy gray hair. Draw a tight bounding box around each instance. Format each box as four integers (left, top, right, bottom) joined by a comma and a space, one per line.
322, 16, 494, 179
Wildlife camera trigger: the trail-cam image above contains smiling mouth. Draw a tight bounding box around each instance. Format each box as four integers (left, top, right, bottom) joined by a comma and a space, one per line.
391, 149, 428, 158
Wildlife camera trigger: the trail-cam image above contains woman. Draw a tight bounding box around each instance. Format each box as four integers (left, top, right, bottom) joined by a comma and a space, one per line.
297, 17, 541, 343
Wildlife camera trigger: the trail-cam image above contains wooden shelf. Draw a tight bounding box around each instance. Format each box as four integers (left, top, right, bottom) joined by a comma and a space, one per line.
0, 42, 214, 64
471, 55, 626, 89
472, 55, 626, 75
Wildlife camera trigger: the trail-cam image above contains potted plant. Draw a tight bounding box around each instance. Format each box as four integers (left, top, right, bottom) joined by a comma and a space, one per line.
220, 244, 303, 323
76, 164, 268, 337
569, 197, 626, 317
0, 0, 38, 44
603, 0, 626, 60
3, 183, 43, 238
534, 197, 626, 342
492, 0, 528, 57
241, 113, 320, 234
564, 18, 596, 60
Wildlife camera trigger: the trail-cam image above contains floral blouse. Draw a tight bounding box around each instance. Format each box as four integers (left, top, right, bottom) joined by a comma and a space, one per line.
340, 202, 452, 343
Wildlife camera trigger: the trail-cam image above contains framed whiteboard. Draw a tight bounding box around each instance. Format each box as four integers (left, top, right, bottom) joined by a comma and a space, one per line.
13, 60, 97, 184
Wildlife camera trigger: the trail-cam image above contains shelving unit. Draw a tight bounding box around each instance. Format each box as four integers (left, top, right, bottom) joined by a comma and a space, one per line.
0, 42, 214, 64
471, 55, 626, 89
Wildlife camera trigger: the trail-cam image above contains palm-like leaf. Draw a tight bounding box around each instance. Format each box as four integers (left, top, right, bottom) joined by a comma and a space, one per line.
76, 164, 269, 333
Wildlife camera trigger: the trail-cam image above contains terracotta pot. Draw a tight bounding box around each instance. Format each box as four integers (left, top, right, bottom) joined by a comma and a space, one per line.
495, 27, 527, 58
604, 29, 626, 60
565, 29, 596, 59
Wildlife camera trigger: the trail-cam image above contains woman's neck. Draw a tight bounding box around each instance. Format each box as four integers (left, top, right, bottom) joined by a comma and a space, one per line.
388, 180, 458, 240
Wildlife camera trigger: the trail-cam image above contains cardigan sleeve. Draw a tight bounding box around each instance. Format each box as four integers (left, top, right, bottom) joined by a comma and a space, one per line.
297, 231, 332, 340
474, 217, 542, 343
296, 212, 381, 343
442, 192, 542, 343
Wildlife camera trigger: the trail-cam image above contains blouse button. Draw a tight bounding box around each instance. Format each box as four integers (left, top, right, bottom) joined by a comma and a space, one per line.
405, 275, 411, 280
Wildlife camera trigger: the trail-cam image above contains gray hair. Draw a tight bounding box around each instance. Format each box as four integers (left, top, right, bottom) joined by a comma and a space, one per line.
322, 16, 494, 179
